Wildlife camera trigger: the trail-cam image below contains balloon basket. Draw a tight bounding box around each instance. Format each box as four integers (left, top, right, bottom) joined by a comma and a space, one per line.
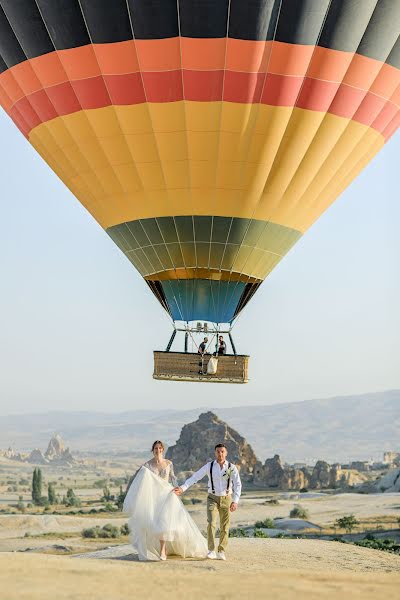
153, 351, 249, 384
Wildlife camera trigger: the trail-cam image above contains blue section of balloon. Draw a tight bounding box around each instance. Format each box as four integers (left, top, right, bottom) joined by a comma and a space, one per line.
161, 280, 245, 323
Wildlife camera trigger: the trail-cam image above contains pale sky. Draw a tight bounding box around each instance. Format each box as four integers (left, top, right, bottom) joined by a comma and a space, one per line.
0, 109, 399, 415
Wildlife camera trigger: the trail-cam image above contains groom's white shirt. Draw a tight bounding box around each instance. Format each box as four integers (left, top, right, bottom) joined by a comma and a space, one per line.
180, 460, 242, 504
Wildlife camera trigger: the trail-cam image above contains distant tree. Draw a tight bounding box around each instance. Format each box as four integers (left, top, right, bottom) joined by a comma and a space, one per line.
48, 483, 57, 505
254, 518, 275, 529
31, 469, 42, 505
335, 514, 359, 534
116, 486, 127, 510
65, 488, 81, 507
102, 486, 112, 502
17, 495, 25, 513
290, 505, 309, 519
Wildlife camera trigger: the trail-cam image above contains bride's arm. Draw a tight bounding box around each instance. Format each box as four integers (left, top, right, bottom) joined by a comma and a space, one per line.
169, 462, 178, 487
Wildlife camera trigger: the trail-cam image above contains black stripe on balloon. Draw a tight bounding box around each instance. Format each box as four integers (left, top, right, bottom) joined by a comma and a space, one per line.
387, 37, 400, 70
275, 0, 332, 46
178, 0, 229, 38
0, 0, 53, 59
35, 0, 90, 50
127, 0, 179, 40
0, 5, 26, 72
228, 0, 280, 41
319, 0, 400, 63
0, 0, 399, 70
357, 0, 400, 64
80, 0, 133, 44
0, 54, 7, 72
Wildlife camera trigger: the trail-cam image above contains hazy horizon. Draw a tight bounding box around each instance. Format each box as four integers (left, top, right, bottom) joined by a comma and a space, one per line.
0, 110, 399, 414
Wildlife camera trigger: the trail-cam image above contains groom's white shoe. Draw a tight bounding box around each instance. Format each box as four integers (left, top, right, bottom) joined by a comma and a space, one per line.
217, 551, 226, 561
207, 550, 217, 559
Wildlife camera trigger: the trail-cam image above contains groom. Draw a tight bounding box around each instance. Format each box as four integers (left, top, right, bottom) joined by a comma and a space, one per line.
173, 443, 242, 561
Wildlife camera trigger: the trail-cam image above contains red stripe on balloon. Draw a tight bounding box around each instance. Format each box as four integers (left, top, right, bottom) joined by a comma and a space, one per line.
6, 70, 398, 140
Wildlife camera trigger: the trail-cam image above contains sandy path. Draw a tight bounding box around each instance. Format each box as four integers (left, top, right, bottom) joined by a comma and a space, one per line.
1, 539, 399, 600
73, 538, 400, 574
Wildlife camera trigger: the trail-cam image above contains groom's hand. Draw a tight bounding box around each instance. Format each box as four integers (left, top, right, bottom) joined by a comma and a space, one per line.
173, 487, 183, 496
230, 502, 238, 512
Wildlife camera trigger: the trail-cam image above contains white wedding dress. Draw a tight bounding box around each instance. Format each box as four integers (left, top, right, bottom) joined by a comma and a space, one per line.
123, 461, 207, 561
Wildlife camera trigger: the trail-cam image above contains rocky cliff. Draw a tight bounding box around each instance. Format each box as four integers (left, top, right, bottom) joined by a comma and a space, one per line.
165, 411, 257, 477
22, 434, 76, 466
254, 456, 362, 490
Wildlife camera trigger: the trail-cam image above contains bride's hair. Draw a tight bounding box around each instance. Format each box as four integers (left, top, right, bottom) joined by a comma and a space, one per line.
151, 440, 164, 452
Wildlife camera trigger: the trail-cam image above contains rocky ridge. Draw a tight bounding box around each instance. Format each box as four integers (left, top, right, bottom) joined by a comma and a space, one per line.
166, 411, 258, 479
167, 413, 365, 490
1, 434, 75, 466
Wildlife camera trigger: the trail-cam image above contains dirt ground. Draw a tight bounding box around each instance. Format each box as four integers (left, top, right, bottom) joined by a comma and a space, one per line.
1, 538, 399, 600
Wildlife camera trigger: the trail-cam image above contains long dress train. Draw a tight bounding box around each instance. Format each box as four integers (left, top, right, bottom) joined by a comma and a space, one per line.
123, 465, 207, 561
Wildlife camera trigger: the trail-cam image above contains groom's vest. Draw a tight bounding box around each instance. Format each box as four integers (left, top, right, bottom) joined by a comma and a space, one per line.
209, 461, 232, 495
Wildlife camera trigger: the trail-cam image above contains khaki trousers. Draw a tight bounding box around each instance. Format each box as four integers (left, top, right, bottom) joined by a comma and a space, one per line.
207, 493, 231, 552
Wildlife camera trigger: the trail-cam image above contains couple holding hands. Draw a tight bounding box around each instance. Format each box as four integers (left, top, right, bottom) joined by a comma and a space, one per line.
123, 441, 241, 561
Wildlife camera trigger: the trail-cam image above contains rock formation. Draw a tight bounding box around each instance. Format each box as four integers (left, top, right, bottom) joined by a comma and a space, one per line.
0, 447, 24, 461
253, 455, 308, 490
361, 467, 400, 493
44, 433, 75, 465
253, 456, 361, 490
166, 411, 257, 477
27, 448, 48, 464
45, 433, 65, 460
23, 434, 76, 466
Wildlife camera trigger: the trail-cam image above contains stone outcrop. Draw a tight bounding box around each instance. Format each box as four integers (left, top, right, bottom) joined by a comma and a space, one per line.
253, 455, 309, 490
18, 434, 76, 466
166, 411, 257, 477
44, 434, 75, 465
253, 456, 361, 490
45, 433, 65, 460
0, 447, 24, 461
27, 449, 48, 464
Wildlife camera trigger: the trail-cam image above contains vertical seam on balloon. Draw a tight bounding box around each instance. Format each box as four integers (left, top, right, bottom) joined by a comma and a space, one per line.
211, 0, 231, 325
222, 0, 285, 321
226, 0, 335, 322
74, 0, 156, 225
2, 1, 106, 218
264, 4, 400, 236
176, 0, 201, 323
124, 0, 186, 324
30, 0, 121, 217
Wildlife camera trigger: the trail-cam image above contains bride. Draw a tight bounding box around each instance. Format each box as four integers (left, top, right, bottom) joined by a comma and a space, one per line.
123, 440, 207, 561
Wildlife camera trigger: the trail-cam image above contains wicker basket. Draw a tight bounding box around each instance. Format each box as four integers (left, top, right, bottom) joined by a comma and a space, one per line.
153, 351, 249, 384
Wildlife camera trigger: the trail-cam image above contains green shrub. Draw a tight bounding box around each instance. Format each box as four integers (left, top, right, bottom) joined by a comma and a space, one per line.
81, 524, 121, 539
65, 488, 81, 507
265, 498, 280, 505
101, 524, 120, 538
229, 528, 247, 538
254, 518, 275, 529
289, 506, 309, 519
120, 523, 130, 536
334, 514, 359, 534
82, 526, 100, 538
254, 529, 269, 538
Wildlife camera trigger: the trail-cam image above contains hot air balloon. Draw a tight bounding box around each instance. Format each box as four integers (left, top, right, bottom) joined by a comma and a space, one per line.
0, 1, 399, 383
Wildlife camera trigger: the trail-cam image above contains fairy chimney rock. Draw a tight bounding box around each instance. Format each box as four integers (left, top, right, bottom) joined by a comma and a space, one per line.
45, 433, 65, 459
165, 411, 257, 476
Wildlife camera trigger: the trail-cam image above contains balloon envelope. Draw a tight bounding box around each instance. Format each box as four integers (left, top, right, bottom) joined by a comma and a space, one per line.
0, 0, 399, 323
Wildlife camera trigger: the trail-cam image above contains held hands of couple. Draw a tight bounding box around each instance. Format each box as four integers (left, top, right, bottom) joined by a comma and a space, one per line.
173, 487, 237, 511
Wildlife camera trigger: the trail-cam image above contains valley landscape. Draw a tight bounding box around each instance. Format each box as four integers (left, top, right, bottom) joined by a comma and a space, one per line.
0, 391, 399, 598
